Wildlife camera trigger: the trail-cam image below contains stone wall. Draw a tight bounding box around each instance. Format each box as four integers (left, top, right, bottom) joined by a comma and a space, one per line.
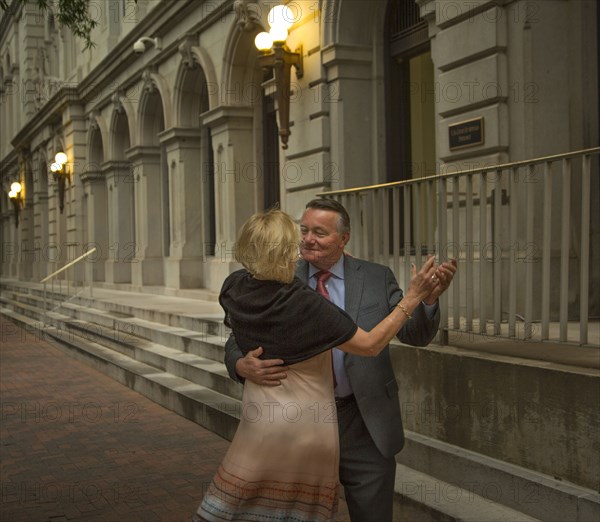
392, 341, 600, 490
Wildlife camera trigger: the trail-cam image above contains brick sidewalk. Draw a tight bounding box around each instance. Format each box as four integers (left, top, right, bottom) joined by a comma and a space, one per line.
0, 316, 350, 521
0, 315, 231, 521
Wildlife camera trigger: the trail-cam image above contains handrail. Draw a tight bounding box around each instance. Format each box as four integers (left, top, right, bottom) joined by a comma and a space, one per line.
42, 247, 97, 325
317, 146, 600, 196
317, 147, 599, 346
41, 248, 97, 283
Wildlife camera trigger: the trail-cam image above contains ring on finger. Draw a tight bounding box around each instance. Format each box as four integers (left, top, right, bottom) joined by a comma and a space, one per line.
431, 275, 438, 283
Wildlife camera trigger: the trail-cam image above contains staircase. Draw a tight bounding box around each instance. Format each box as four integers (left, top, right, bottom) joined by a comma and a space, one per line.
1, 279, 598, 522
0, 280, 240, 441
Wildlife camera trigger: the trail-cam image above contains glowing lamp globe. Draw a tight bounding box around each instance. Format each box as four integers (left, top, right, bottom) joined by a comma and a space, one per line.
254, 31, 273, 51
269, 26, 288, 43
55, 152, 67, 165
268, 5, 294, 30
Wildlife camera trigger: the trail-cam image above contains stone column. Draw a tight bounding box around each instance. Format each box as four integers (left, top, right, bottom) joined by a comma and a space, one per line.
202, 106, 257, 292
127, 146, 164, 287
160, 127, 209, 289
32, 184, 49, 282
46, 173, 67, 280
1, 208, 18, 278
0, 211, 7, 277
321, 44, 376, 189
61, 106, 88, 285
103, 161, 134, 284
19, 188, 35, 281
80, 170, 108, 282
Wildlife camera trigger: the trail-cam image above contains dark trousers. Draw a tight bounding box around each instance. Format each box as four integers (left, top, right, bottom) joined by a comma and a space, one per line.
337, 398, 397, 522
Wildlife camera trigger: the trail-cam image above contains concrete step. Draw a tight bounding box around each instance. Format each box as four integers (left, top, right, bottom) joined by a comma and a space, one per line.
2, 290, 228, 364
0, 294, 242, 401
1, 307, 240, 441
1, 281, 225, 337
394, 463, 541, 522
398, 431, 600, 522
64, 318, 243, 401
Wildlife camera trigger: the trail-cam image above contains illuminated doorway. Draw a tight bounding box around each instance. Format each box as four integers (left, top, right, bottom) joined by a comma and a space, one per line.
385, 0, 436, 251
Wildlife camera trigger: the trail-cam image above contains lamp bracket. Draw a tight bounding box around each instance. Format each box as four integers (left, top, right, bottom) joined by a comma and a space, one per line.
255, 41, 304, 149
257, 44, 303, 79
292, 45, 303, 79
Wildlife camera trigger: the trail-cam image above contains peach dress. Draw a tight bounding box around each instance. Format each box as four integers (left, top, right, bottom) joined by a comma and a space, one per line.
195, 351, 339, 521
194, 270, 358, 521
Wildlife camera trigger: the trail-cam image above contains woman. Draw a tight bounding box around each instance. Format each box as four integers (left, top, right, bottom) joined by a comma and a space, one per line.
194, 209, 437, 522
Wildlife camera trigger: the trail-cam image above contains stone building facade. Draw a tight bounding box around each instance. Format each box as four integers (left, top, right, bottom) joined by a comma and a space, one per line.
1, 0, 599, 499
1, 0, 598, 295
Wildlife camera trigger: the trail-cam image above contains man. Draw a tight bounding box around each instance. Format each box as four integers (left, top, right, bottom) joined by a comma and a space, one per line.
224, 198, 456, 521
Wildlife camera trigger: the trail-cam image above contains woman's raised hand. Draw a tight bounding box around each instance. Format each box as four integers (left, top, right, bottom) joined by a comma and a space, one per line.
406, 255, 439, 303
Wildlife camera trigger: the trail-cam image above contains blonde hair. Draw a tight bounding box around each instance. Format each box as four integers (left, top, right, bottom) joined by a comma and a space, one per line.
235, 209, 300, 283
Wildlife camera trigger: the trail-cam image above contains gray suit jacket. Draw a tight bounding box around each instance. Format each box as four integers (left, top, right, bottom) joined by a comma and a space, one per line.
224, 255, 440, 458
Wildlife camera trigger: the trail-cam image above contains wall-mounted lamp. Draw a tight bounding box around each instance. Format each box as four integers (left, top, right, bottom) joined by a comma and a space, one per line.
254, 5, 303, 149
133, 36, 162, 54
8, 181, 24, 228
50, 151, 71, 213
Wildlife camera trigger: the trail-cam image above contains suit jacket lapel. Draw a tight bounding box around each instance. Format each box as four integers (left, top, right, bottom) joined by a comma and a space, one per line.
298, 257, 361, 370
296, 260, 309, 284
297, 257, 364, 320
343, 256, 364, 322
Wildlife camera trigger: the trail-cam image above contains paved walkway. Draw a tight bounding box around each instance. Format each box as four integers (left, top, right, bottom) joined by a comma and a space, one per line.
0, 316, 350, 521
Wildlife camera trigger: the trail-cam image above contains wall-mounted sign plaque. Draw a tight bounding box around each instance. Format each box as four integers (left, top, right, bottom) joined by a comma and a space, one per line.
449, 117, 484, 151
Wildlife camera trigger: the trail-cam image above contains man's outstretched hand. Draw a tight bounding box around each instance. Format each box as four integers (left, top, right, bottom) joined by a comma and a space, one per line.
235, 347, 288, 386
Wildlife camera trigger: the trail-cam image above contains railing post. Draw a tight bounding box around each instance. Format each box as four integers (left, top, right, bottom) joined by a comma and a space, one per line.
579, 154, 591, 345
559, 158, 571, 342
88, 248, 94, 298
493, 170, 503, 336
478, 171, 487, 335
465, 174, 474, 332
438, 176, 449, 345
524, 164, 535, 340
403, 188, 411, 293
43, 282, 47, 326
452, 177, 460, 331
541, 161, 552, 340
392, 187, 400, 280
508, 168, 518, 338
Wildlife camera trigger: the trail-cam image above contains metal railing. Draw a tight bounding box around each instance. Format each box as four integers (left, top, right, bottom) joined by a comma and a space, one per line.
318, 147, 600, 346
41, 247, 97, 325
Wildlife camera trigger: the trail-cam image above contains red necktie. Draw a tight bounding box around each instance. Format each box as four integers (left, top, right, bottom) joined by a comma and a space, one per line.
316, 271, 336, 388
316, 271, 332, 300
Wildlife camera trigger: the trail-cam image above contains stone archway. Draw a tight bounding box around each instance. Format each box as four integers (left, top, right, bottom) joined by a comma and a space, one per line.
160, 57, 214, 288
320, 0, 389, 188
48, 137, 68, 275
205, 21, 265, 270
20, 156, 35, 280
131, 83, 168, 287
104, 109, 134, 284
83, 120, 108, 282
33, 152, 49, 280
